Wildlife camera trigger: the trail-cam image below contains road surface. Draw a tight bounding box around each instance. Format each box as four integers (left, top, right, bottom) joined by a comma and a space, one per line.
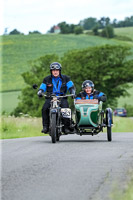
1, 132, 133, 200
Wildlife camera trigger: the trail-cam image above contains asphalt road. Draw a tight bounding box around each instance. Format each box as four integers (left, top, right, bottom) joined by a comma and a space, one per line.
1, 132, 133, 200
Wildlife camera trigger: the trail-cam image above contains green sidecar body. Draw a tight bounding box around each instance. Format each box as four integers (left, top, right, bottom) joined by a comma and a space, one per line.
74, 99, 113, 141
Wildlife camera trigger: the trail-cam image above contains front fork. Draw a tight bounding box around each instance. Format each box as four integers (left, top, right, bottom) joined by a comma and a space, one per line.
56, 107, 63, 134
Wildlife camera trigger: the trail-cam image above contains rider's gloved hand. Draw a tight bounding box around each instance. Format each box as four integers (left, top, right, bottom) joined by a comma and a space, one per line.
69, 87, 76, 99
98, 95, 107, 102
37, 89, 43, 98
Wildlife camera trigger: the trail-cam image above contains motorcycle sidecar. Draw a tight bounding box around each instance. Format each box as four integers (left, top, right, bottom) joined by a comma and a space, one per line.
74, 99, 113, 141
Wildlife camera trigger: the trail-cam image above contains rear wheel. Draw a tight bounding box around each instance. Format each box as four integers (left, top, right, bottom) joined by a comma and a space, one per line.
107, 126, 112, 141
51, 114, 57, 143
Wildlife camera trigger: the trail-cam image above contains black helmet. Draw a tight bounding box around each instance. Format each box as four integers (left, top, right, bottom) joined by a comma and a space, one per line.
82, 80, 94, 91
50, 62, 62, 71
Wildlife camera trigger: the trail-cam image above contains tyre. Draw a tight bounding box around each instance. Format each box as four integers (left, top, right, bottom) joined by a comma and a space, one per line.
56, 134, 60, 141
107, 126, 112, 141
51, 113, 57, 143
106, 108, 113, 142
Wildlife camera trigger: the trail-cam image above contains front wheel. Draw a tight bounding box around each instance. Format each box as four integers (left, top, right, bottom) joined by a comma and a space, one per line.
107, 126, 112, 141
50, 114, 57, 143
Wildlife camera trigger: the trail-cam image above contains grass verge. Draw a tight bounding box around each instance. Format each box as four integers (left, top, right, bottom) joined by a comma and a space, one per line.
0, 116, 133, 139
112, 117, 133, 132
0, 116, 45, 139
111, 171, 133, 200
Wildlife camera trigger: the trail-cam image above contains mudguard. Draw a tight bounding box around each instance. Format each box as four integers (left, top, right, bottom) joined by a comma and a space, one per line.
106, 108, 113, 127
51, 109, 57, 113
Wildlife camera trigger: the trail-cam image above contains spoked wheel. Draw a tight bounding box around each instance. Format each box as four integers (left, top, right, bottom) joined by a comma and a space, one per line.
107, 126, 112, 141
51, 113, 57, 143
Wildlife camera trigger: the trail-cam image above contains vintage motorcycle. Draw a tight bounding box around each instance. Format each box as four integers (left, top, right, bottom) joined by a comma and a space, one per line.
33, 83, 74, 143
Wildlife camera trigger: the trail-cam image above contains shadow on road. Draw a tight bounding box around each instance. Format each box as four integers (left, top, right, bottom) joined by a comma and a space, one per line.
33, 136, 109, 144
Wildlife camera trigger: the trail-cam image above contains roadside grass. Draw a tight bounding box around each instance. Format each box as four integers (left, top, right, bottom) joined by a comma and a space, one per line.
0, 116, 44, 139
0, 116, 133, 139
112, 117, 133, 132
111, 172, 133, 200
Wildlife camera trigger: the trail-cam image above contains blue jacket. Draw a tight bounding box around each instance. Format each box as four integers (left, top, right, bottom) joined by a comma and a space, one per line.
76, 90, 106, 101
39, 75, 74, 96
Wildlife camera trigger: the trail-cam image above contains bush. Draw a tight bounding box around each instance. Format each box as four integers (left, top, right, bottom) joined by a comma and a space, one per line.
92, 25, 99, 35
101, 25, 114, 38
74, 26, 83, 34
114, 35, 132, 42
29, 31, 41, 34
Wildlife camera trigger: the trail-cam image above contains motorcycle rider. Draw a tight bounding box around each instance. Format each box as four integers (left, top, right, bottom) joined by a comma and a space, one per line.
37, 62, 76, 133
76, 80, 107, 102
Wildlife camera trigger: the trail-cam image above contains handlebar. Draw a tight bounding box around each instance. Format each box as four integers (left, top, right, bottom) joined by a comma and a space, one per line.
42, 93, 75, 98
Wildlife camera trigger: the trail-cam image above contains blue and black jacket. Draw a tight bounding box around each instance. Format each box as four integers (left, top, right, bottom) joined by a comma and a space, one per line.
76, 90, 106, 102
39, 75, 75, 96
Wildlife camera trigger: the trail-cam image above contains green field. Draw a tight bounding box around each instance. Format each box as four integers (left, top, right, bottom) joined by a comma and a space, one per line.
0, 91, 21, 114
114, 27, 133, 40
1, 32, 132, 92
1, 27, 133, 114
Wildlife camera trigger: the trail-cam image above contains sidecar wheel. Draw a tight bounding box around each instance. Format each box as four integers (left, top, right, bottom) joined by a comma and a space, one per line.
107, 126, 112, 141
51, 114, 57, 143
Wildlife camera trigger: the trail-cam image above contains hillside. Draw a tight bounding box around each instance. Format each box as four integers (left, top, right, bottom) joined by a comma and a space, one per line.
1, 32, 133, 92
114, 27, 133, 40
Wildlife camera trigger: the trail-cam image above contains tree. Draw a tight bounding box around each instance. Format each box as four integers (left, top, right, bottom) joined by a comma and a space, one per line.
58, 22, 70, 34
61, 45, 133, 108
29, 31, 41, 34
9, 29, 23, 35
101, 25, 114, 38
98, 17, 106, 28
58, 22, 77, 34
48, 25, 55, 33
105, 17, 111, 26
112, 19, 118, 27
92, 25, 99, 35
74, 26, 83, 34
12, 45, 133, 116
69, 24, 76, 33
79, 17, 98, 30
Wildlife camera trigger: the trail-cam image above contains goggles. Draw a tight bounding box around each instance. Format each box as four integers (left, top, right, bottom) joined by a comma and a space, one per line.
50, 65, 60, 70
84, 83, 92, 88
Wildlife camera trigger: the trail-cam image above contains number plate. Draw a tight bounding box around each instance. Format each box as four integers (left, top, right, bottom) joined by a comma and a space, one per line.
61, 108, 71, 118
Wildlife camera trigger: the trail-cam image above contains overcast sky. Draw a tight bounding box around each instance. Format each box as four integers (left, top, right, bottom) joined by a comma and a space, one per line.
1, 0, 133, 35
